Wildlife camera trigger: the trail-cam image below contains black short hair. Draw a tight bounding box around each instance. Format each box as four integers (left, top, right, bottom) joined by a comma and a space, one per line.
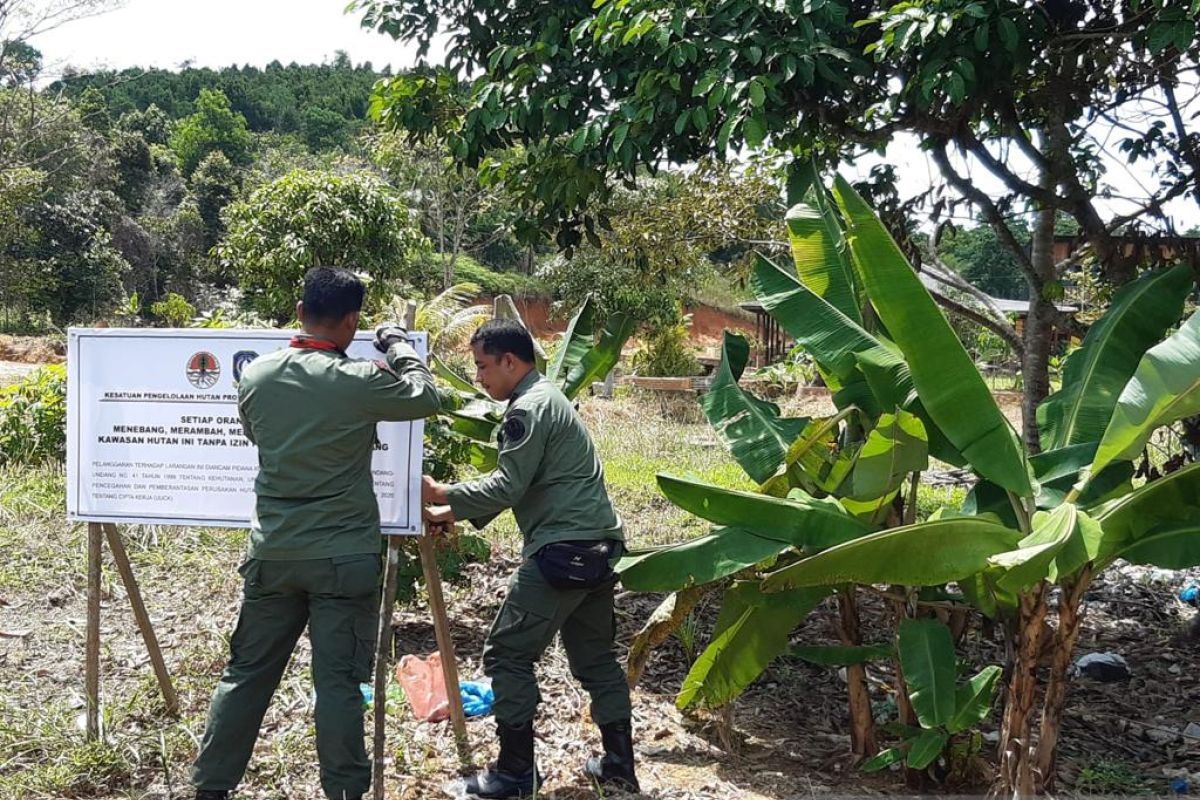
470, 319, 536, 363
302, 267, 364, 324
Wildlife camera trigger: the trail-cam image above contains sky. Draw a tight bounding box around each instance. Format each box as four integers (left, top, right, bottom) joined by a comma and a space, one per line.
29, 0, 425, 76
26, 1, 1199, 232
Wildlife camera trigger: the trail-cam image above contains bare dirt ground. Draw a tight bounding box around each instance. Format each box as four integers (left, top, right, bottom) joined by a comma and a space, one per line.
0, 335, 65, 365
1, 397, 1198, 800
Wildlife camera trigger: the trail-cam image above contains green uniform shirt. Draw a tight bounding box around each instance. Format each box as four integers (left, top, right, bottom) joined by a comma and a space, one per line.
238, 336, 439, 561
446, 370, 623, 558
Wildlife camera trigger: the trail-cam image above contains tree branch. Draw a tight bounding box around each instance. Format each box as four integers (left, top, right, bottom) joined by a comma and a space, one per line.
928, 284, 1024, 356
931, 141, 1038, 281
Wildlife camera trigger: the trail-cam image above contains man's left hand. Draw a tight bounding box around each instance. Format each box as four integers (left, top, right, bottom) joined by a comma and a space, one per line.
424, 504, 456, 526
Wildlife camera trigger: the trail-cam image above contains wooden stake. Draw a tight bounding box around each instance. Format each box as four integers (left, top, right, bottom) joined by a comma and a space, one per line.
373, 540, 402, 800
418, 529, 471, 767
102, 524, 179, 716
85, 522, 102, 741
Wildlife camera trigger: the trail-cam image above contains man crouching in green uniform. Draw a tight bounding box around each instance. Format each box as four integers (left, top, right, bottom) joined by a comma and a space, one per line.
192, 267, 439, 800
422, 319, 638, 798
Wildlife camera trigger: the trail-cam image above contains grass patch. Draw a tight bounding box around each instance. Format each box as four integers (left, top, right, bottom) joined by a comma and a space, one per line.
1074, 757, 1156, 795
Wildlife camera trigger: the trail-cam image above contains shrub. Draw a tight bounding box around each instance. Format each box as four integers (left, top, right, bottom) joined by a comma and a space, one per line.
632, 317, 699, 377
149, 293, 196, 327
0, 365, 67, 466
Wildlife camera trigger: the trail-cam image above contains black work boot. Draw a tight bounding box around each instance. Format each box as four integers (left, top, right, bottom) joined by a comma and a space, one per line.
462, 720, 537, 799
585, 719, 640, 793
194, 791, 229, 800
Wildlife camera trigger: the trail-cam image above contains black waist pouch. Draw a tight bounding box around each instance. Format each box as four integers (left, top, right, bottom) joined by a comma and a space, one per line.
534, 540, 617, 590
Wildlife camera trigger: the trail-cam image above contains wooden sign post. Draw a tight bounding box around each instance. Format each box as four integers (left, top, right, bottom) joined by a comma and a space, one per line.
84, 522, 180, 739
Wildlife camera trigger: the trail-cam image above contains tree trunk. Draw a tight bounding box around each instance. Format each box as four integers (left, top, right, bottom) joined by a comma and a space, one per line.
838, 589, 878, 759
997, 587, 1049, 796
1021, 199, 1058, 454
1033, 569, 1092, 792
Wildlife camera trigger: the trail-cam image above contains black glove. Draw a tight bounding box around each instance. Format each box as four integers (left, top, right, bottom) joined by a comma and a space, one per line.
374, 322, 409, 353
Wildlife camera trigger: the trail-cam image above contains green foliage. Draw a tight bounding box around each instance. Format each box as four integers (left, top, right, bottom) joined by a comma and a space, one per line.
56, 56, 382, 135
700, 332, 810, 484
539, 249, 678, 328
677, 581, 828, 709
169, 88, 253, 177
937, 223, 1027, 300
149, 292, 196, 327
1090, 310, 1200, 477
632, 317, 700, 377
303, 106, 353, 152
0, 365, 66, 466
393, 533, 491, 603
116, 104, 173, 146
863, 619, 1001, 774
216, 170, 426, 322
191, 150, 240, 249
450, 255, 545, 297
1038, 265, 1193, 451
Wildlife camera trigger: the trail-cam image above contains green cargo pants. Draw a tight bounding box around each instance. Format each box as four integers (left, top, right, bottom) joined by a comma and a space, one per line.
483, 555, 632, 727
192, 554, 380, 800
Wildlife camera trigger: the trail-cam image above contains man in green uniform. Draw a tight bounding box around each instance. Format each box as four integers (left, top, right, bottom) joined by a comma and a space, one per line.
422, 319, 638, 798
192, 267, 439, 800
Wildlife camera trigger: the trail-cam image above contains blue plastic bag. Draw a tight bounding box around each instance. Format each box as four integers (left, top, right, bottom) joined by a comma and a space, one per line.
460, 681, 494, 717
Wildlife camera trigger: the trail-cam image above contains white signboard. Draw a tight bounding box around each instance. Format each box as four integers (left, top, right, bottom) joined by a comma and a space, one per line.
66, 328, 428, 534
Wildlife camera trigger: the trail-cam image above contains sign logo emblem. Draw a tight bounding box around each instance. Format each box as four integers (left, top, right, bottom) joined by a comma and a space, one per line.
232, 350, 259, 384
186, 352, 220, 390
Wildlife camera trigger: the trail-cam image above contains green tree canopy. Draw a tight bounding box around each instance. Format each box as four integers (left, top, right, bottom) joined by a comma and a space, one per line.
216, 169, 427, 322
169, 88, 253, 177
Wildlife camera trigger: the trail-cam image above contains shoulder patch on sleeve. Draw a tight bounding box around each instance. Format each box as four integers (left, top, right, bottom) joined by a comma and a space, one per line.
374, 359, 400, 380
507, 407, 528, 418
502, 416, 527, 445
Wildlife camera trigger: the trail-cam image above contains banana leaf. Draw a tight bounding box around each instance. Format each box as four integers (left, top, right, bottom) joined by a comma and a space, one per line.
751, 254, 883, 383
848, 410, 929, 501
1093, 463, 1200, 567
546, 295, 596, 384
855, 346, 965, 466
759, 411, 857, 497
677, 581, 828, 709
790, 643, 894, 666
947, 665, 1002, 735
906, 730, 949, 770
468, 442, 498, 472
988, 504, 1078, 593
447, 410, 500, 442
616, 527, 797, 592
562, 311, 636, 400
785, 201, 861, 324
863, 747, 907, 773
1091, 309, 1200, 477
1037, 264, 1193, 450
1117, 524, 1200, 569
701, 332, 811, 483
763, 517, 1023, 590
431, 352, 477, 393
963, 443, 1132, 522
657, 473, 873, 549
831, 176, 1032, 497
898, 618, 957, 728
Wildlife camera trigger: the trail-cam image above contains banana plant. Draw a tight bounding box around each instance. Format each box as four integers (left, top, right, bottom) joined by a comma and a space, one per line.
864, 620, 1001, 778
433, 293, 637, 466
618, 172, 1200, 795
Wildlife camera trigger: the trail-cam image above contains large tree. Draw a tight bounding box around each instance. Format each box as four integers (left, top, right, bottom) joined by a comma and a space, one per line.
353, 0, 1200, 450
215, 169, 427, 322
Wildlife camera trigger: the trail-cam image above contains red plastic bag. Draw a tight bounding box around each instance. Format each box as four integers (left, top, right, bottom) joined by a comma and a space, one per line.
396, 653, 450, 722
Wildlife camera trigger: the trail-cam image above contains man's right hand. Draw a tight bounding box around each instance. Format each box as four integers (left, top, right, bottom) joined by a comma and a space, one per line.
422, 474, 449, 504
373, 322, 409, 353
